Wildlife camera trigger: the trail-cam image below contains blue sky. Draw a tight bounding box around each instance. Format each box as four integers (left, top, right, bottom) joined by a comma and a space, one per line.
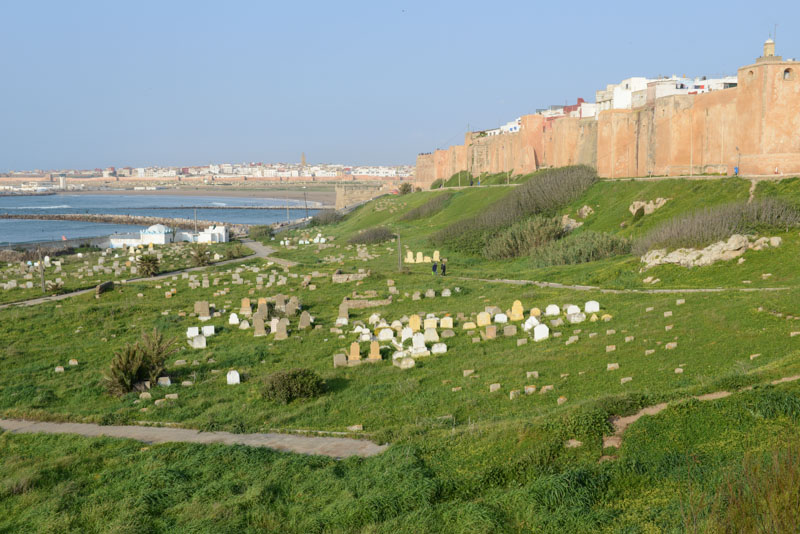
1, 0, 798, 171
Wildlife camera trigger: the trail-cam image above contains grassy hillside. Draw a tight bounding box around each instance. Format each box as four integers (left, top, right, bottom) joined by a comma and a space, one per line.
3, 170, 800, 532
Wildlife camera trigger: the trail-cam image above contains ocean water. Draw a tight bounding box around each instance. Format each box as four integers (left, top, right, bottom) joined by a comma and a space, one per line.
0, 193, 317, 244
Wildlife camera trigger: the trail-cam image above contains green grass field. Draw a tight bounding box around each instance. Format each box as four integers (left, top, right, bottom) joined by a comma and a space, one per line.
2, 171, 800, 532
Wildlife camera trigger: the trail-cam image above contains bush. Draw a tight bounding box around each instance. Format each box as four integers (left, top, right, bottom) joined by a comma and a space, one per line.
309, 209, 344, 227
249, 225, 274, 241
349, 226, 394, 244
225, 242, 249, 260
264, 368, 325, 404
634, 198, 800, 255
102, 329, 180, 396
432, 166, 596, 253
189, 244, 211, 266
400, 192, 453, 222
429, 179, 444, 189
482, 216, 566, 259
529, 231, 631, 268
398, 183, 413, 195
136, 254, 160, 277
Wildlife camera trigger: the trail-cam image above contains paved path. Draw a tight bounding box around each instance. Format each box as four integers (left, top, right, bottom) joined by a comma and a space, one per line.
454, 276, 793, 294
0, 239, 295, 310
0, 419, 387, 459
600, 374, 800, 452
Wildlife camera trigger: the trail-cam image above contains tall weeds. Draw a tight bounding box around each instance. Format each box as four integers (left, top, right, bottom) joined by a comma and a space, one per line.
432, 166, 596, 253
634, 198, 800, 255
529, 232, 631, 268
349, 226, 394, 244
482, 216, 565, 259
400, 192, 453, 222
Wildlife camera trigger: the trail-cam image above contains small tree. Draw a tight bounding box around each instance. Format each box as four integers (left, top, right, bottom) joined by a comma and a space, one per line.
136, 254, 160, 277
102, 329, 180, 397
249, 225, 274, 241
102, 344, 145, 397
398, 182, 413, 195
138, 328, 180, 385
189, 244, 211, 266
225, 242, 248, 260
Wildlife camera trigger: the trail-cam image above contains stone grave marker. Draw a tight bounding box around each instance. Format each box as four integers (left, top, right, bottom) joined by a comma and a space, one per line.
274, 318, 289, 340
368, 341, 381, 361
349, 342, 361, 362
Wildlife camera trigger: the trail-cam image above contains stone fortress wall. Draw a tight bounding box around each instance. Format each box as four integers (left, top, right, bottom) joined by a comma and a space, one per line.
416, 44, 800, 188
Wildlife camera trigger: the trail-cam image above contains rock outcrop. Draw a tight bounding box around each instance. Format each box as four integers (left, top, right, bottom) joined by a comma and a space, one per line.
641, 234, 782, 269
629, 198, 670, 216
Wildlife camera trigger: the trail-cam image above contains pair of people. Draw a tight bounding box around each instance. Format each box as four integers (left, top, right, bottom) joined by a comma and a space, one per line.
431, 260, 446, 276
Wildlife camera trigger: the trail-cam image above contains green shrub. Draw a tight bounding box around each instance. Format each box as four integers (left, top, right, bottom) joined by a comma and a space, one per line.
189, 244, 211, 266
102, 329, 179, 396
399, 183, 413, 195
349, 226, 394, 244
482, 216, 566, 260
264, 368, 325, 404
249, 225, 274, 241
634, 198, 800, 254
529, 231, 631, 268
102, 344, 145, 397
432, 166, 596, 253
136, 254, 160, 277
400, 192, 453, 222
632, 206, 645, 223
137, 328, 180, 386
308, 209, 344, 226
225, 242, 249, 260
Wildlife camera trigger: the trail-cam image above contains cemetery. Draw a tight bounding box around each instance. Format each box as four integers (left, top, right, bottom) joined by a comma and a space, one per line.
2, 172, 800, 532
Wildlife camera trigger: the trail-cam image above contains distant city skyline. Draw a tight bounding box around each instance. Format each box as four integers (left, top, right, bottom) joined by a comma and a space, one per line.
1, 0, 798, 172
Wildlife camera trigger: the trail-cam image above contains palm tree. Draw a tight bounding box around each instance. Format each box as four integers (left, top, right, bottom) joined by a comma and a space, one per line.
189, 244, 211, 266
138, 328, 180, 385
137, 254, 160, 277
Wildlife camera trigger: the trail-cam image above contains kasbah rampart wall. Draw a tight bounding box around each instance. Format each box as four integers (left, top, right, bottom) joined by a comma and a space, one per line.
415, 45, 800, 188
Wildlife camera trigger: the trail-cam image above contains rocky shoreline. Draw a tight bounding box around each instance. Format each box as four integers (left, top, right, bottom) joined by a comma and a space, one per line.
0, 213, 251, 234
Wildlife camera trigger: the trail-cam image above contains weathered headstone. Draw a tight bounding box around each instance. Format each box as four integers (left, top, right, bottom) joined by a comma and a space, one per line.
510, 300, 524, 321
349, 342, 361, 362
239, 298, 252, 316
298, 311, 312, 330
274, 318, 289, 340
533, 324, 549, 342
226, 370, 240, 385
476, 312, 491, 327
254, 316, 267, 337
484, 325, 497, 340
368, 341, 381, 361
409, 314, 421, 332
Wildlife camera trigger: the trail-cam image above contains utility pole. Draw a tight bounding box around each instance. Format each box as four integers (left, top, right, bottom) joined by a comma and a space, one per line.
37, 247, 45, 294
690, 109, 694, 178
396, 233, 402, 272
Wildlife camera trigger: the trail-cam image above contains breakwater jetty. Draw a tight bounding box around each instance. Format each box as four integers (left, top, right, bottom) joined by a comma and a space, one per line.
0, 213, 251, 234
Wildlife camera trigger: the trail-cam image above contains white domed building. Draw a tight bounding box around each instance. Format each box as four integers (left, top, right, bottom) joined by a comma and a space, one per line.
140, 224, 174, 245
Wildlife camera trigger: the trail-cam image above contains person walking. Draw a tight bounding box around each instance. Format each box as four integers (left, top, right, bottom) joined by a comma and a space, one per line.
432, 261, 438, 275
440, 260, 446, 277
